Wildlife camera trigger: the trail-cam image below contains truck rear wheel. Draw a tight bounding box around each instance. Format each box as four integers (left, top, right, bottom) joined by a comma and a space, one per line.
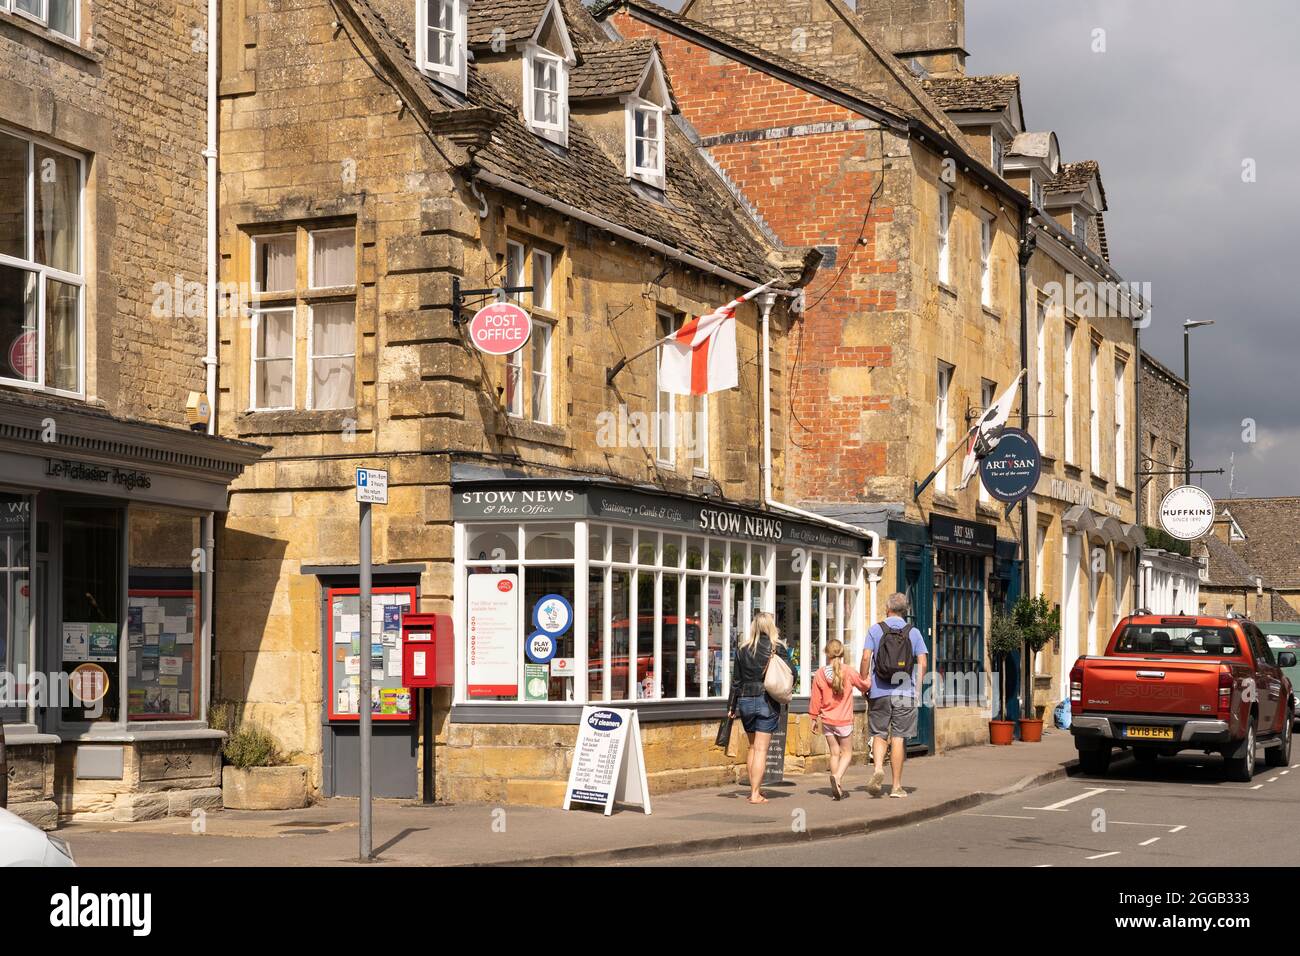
1077, 745, 1111, 775
1224, 723, 1256, 782
1265, 713, 1292, 768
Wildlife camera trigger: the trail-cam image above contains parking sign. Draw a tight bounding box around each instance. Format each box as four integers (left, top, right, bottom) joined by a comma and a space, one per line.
356, 468, 388, 505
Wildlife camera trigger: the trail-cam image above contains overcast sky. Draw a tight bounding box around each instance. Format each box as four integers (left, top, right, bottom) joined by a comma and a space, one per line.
965, 0, 1300, 500
652, 0, 1298, 499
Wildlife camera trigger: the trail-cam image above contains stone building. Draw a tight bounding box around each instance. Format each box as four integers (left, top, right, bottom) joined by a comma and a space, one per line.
597, 0, 1149, 747
0, 3, 263, 826
212, 0, 886, 806
1197, 499, 1300, 622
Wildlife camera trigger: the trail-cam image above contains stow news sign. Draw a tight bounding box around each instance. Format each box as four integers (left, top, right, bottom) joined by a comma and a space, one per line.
453, 483, 870, 555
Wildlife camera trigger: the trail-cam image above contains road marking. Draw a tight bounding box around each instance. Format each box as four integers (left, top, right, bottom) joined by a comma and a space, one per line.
1033, 864, 1053, 868
964, 813, 1037, 820
1024, 787, 1124, 811
1110, 820, 1185, 831
1269, 776, 1279, 782
1251, 784, 1264, 790
1140, 838, 1160, 846
1282, 770, 1291, 776
1086, 851, 1121, 860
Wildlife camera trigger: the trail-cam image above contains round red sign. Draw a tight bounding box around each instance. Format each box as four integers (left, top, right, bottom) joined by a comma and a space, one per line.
468, 303, 531, 356
497, 579, 513, 593
7, 330, 36, 380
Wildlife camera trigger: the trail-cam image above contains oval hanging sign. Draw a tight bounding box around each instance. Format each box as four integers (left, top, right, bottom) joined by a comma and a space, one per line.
7, 330, 35, 380
468, 302, 531, 356
1159, 485, 1215, 540
978, 427, 1042, 504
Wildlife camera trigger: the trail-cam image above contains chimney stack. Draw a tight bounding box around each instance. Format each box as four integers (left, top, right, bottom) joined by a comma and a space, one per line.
856, 0, 968, 77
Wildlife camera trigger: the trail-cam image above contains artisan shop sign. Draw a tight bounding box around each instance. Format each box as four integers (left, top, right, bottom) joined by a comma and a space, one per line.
468, 302, 532, 356
930, 515, 997, 556
45, 459, 153, 492
979, 428, 1041, 504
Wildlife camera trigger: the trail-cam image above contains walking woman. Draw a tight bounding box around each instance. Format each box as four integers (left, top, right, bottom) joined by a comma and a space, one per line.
808, 638, 871, 799
729, 612, 790, 804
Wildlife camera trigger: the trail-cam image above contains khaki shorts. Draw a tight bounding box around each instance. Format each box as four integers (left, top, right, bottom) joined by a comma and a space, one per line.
868, 695, 918, 740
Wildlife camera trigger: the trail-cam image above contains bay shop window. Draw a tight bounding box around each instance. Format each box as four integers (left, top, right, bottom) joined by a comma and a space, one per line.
453, 493, 870, 708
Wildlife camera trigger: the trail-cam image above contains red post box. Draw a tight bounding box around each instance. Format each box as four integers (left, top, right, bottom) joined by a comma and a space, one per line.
401, 612, 453, 688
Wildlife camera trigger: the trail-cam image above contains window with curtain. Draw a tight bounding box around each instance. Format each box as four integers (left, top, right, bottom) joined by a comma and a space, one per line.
247, 224, 357, 411
0, 131, 83, 394
15, 0, 76, 40
503, 238, 560, 425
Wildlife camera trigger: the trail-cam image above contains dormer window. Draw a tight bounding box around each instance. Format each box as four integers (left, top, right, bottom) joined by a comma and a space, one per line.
417, 0, 467, 93
521, 0, 575, 148
1072, 209, 1088, 241
623, 52, 672, 189
991, 137, 1004, 176
1029, 176, 1041, 209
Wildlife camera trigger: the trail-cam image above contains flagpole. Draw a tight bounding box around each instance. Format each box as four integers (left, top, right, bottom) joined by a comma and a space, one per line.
605, 280, 778, 386
912, 423, 978, 501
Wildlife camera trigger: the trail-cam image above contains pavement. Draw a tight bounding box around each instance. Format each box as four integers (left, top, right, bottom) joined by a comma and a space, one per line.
56, 730, 1078, 867
648, 745, 1300, 867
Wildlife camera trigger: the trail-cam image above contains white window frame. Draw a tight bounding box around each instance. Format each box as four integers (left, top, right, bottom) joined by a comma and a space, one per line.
249, 307, 296, 412
0, 128, 86, 397
307, 227, 356, 290
627, 100, 665, 187
655, 309, 678, 468
1073, 209, 1088, 242
979, 214, 992, 307
935, 361, 953, 494
1035, 299, 1047, 442
531, 248, 552, 312
691, 394, 710, 477
15, 0, 76, 41
416, 0, 467, 93
1089, 339, 1101, 472
306, 302, 356, 411
937, 187, 951, 286
523, 45, 569, 146
1114, 357, 1126, 484
979, 379, 995, 502
1063, 322, 1075, 464
251, 232, 296, 295
991, 137, 1003, 176
529, 318, 552, 425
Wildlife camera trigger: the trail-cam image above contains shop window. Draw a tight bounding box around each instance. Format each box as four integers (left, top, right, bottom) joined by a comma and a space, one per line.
0, 493, 33, 722
127, 509, 203, 721
525, 525, 573, 560
503, 239, 559, 425
0, 130, 84, 395
59, 507, 121, 724
247, 223, 357, 412
934, 549, 984, 707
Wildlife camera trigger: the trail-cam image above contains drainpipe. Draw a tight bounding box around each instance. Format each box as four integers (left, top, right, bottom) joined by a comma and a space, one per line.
1133, 324, 1143, 611
204, 0, 219, 436
759, 293, 884, 630
1017, 213, 1035, 720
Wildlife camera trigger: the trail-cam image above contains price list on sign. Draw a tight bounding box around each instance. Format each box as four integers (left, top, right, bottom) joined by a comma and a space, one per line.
563, 707, 651, 816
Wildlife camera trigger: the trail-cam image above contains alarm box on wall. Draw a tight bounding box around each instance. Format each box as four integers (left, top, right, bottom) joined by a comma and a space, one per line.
401, 613, 453, 688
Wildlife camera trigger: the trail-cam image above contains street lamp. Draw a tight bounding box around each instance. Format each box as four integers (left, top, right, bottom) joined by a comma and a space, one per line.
1183, 319, 1215, 484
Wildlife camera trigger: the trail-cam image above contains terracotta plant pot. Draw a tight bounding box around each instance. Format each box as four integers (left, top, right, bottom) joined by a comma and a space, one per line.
989, 720, 1015, 745
1019, 718, 1044, 743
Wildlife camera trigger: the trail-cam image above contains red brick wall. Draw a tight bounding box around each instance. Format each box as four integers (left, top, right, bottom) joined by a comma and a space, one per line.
614, 12, 899, 503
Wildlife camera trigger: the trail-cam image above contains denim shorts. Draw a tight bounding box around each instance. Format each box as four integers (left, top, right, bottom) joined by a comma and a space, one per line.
737, 694, 780, 734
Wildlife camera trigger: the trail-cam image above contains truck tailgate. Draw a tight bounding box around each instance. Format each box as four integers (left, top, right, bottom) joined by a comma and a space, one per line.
1082, 658, 1222, 717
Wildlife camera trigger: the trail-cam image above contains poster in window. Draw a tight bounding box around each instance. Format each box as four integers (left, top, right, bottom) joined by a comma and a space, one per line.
467, 573, 519, 698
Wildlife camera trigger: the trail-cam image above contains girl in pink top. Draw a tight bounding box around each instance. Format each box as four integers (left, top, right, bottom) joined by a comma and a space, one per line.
809, 639, 871, 800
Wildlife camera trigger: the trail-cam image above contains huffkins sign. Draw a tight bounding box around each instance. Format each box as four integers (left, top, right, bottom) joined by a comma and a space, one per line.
1158, 485, 1215, 541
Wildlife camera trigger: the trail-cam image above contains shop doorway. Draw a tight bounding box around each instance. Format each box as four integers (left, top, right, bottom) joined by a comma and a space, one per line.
897, 544, 933, 753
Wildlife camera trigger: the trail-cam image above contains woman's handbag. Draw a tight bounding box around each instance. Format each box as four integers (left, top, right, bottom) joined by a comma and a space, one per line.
715, 685, 739, 748
764, 648, 795, 706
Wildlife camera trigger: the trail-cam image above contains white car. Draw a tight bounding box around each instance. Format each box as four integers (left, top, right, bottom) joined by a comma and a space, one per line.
0, 807, 75, 866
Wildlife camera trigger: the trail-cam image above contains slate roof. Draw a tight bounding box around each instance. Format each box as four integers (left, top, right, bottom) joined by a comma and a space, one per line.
468, 0, 552, 47
570, 38, 659, 99
1200, 534, 1261, 589
1269, 592, 1300, 623
1045, 159, 1107, 209
344, 0, 786, 283
1220, 498, 1300, 589
921, 74, 1020, 117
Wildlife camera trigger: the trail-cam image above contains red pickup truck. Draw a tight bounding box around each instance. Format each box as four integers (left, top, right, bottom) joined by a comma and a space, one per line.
1070, 614, 1295, 780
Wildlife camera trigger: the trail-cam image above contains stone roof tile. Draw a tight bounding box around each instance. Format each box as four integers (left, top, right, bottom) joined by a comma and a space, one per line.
570, 39, 656, 98
921, 74, 1019, 114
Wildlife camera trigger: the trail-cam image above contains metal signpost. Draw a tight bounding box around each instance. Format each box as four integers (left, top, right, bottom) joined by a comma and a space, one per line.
355, 467, 388, 862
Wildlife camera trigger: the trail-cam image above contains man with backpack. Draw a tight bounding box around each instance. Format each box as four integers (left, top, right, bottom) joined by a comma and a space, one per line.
860, 592, 929, 798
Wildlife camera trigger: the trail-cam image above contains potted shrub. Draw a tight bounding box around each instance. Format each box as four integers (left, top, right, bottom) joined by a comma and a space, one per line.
212, 702, 309, 811
987, 611, 1020, 745
1012, 594, 1060, 743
